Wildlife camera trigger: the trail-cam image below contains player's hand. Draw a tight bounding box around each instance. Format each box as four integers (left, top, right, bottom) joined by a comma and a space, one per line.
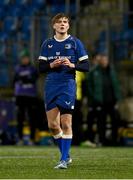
62, 58, 75, 68
50, 59, 62, 68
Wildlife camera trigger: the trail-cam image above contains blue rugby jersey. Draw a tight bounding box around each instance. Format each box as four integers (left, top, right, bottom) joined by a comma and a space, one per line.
38, 35, 88, 81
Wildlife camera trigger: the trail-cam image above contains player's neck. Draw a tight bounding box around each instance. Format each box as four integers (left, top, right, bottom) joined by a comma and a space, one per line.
54, 32, 69, 41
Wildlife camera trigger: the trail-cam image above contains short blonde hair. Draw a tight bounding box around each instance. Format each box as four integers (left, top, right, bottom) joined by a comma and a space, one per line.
51, 13, 70, 25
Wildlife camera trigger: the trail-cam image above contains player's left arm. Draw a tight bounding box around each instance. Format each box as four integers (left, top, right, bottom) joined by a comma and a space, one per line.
75, 59, 89, 72
76, 39, 89, 72
62, 38, 89, 72
62, 58, 89, 72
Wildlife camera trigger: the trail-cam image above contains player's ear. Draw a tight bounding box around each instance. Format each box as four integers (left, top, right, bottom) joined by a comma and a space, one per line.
53, 24, 56, 30
68, 23, 70, 29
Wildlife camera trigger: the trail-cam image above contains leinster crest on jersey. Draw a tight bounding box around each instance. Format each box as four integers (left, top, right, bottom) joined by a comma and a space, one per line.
65, 44, 71, 49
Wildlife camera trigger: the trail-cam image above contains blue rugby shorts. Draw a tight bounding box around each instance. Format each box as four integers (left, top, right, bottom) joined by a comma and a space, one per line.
44, 79, 76, 111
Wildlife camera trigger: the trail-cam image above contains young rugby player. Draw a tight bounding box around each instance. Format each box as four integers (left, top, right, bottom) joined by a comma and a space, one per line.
38, 13, 89, 169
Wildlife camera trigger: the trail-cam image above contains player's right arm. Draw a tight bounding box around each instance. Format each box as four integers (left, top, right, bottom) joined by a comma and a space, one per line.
38, 40, 62, 73
39, 59, 62, 73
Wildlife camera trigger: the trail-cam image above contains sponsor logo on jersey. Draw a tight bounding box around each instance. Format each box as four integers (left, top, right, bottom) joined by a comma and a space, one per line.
56, 52, 60, 56
65, 101, 71, 105
48, 45, 53, 48
48, 56, 71, 60
65, 44, 71, 49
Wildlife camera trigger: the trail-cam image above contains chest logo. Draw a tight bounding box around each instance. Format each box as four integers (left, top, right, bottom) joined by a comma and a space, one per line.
56, 52, 60, 56
65, 44, 71, 49
65, 101, 71, 105
48, 45, 53, 48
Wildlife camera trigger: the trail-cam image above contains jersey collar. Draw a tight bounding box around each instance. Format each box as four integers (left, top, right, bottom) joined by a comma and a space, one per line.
54, 35, 70, 42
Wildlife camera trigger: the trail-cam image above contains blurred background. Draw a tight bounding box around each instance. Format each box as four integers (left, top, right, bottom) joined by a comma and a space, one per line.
0, 0, 133, 147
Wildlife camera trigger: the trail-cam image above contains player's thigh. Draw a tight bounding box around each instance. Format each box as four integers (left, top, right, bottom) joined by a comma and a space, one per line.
46, 107, 60, 127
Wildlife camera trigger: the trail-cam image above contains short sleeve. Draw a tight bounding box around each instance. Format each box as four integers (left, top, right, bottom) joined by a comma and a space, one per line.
38, 40, 48, 61
76, 39, 89, 62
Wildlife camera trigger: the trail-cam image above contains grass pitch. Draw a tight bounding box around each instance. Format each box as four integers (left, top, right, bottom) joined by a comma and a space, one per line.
0, 146, 133, 179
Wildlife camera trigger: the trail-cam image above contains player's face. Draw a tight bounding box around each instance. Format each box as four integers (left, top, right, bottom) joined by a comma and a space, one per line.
53, 17, 69, 34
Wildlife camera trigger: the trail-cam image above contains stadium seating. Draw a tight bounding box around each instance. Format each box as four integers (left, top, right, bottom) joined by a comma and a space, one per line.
0, 7, 5, 18
4, 17, 17, 33
0, 67, 10, 87
0, 0, 72, 87
96, 27, 133, 61
1, 0, 132, 87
